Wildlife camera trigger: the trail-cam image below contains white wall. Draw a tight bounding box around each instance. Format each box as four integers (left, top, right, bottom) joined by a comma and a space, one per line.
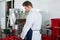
48, 0, 60, 18
14, 0, 26, 8
0, 0, 10, 1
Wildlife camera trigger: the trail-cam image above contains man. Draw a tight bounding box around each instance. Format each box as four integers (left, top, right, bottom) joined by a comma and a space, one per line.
21, 1, 42, 40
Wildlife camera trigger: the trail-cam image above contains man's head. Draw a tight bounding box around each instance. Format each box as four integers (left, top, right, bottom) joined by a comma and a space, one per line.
23, 1, 33, 12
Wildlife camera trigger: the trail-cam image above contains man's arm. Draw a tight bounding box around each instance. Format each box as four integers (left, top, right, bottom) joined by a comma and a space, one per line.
21, 16, 34, 39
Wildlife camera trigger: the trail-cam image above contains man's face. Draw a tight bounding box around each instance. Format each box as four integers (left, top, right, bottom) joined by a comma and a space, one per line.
24, 6, 31, 12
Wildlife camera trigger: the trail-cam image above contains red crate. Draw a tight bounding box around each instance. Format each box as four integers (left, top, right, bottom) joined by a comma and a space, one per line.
2, 38, 7, 40
52, 28, 59, 36
51, 19, 60, 27
42, 34, 51, 40
2, 35, 22, 40
51, 18, 60, 40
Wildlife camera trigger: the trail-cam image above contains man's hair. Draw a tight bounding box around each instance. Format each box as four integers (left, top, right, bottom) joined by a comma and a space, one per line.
23, 1, 33, 7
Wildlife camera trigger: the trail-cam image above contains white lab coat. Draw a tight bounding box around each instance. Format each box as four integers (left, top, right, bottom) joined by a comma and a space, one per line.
21, 9, 42, 40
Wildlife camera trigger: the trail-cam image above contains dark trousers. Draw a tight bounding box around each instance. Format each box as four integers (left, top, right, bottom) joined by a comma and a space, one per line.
24, 28, 33, 40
